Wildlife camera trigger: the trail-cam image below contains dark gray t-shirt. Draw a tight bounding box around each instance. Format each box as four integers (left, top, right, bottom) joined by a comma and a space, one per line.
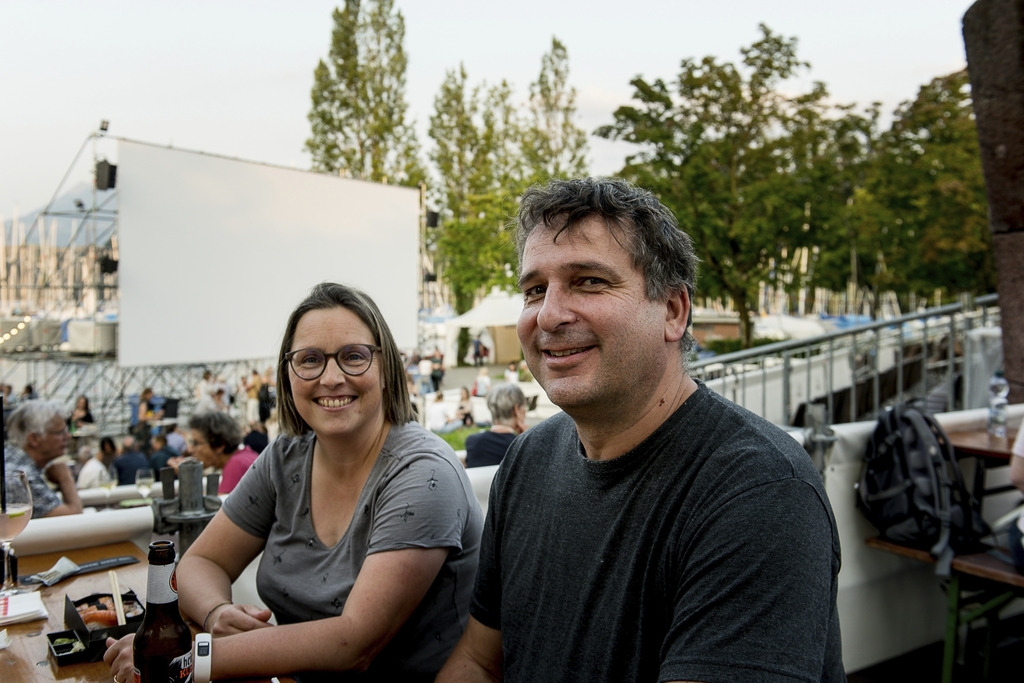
472, 383, 845, 683
223, 421, 483, 680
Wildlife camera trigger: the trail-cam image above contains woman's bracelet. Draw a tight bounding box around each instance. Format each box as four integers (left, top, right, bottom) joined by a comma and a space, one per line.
202, 601, 233, 632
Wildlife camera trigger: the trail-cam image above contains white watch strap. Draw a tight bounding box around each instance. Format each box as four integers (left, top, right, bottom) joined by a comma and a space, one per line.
194, 633, 213, 683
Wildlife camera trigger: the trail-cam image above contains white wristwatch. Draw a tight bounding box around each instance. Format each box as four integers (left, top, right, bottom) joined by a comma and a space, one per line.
194, 633, 213, 683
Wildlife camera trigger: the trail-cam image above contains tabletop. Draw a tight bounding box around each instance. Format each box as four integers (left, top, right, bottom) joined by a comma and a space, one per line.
1, 543, 286, 683
1, 542, 149, 683
948, 428, 1019, 460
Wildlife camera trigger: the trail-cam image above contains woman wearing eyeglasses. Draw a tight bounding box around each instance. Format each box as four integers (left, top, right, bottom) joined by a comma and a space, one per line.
104, 283, 482, 683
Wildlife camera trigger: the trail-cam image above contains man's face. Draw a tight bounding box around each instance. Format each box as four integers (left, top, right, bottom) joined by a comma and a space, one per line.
517, 217, 679, 419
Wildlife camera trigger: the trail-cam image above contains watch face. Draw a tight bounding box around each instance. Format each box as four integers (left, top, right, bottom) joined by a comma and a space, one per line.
198, 642, 210, 656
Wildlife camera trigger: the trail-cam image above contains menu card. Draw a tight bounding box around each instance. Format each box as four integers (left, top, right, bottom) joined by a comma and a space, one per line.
0, 591, 48, 625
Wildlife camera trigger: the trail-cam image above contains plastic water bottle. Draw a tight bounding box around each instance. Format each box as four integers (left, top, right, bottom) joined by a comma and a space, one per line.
988, 369, 1010, 438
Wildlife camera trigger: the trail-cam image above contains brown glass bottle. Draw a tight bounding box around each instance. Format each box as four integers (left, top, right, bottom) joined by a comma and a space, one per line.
133, 541, 194, 683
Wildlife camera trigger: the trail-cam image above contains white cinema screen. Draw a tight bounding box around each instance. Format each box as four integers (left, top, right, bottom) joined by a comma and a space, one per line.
116, 139, 419, 367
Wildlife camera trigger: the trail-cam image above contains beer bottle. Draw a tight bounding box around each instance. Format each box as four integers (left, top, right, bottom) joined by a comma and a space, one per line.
133, 541, 194, 683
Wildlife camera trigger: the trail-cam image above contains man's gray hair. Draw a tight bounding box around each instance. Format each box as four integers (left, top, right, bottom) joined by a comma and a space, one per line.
515, 177, 699, 356
487, 383, 527, 424
6, 400, 67, 448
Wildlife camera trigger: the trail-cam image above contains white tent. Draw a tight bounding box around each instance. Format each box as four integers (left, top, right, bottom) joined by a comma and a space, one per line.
443, 288, 523, 368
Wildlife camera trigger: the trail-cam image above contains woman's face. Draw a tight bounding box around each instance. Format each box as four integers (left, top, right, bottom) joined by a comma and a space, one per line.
188, 429, 223, 468
76, 397, 87, 410
461, 388, 470, 400
288, 307, 385, 442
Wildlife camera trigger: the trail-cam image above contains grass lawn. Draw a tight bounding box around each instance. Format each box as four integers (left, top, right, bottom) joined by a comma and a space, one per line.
437, 426, 486, 451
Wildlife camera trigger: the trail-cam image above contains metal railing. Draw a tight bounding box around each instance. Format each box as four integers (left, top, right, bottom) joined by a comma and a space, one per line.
690, 294, 1000, 427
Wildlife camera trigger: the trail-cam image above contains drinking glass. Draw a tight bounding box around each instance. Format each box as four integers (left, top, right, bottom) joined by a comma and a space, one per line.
135, 468, 156, 500
1, 470, 33, 594
99, 475, 117, 504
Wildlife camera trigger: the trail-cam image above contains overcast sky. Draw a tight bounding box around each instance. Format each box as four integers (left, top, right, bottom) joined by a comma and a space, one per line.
1, 0, 976, 221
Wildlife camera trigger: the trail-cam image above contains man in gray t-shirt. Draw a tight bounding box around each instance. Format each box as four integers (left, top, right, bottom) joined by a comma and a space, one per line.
438, 178, 844, 682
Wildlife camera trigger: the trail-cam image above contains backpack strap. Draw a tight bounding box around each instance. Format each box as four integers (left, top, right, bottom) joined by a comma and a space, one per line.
903, 408, 955, 576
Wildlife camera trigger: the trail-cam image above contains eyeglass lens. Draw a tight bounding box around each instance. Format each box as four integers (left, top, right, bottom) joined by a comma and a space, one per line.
290, 345, 375, 379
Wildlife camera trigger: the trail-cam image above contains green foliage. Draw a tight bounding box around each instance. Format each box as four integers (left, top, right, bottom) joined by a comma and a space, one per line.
427, 37, 588, 338
597, 24, 849, 347
857, 70, 994, 303
522, 38, 589, 182
428, 66, 522, 315
306, 0, 424, 186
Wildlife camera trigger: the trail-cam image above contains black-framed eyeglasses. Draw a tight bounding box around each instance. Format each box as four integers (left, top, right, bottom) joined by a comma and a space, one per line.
284, 344, 381, 380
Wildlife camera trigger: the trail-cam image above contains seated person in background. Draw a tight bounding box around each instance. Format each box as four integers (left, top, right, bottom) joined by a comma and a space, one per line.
427, 391, 461, 434
472, 367, 491, 397
503, 361, 518, 384
456, 386, 475, 427
1007, 428, 1024, 572
185, 411, 259, 494
69, 395, 94, 432
195, 386, 227, 414
148, 433, 179, 472
77, 444, 115, 489
243, 420, 270, 455
113, 435, 149, 486
164, 421, 187, 454
465, 383, 528, 468
71, 445, 92, 480
104, 282, 482, 682
3, 400, 83, 517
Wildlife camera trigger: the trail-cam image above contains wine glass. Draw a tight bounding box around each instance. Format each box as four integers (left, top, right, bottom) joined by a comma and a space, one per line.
1, 470, 33, 594
135, 468, 155, 500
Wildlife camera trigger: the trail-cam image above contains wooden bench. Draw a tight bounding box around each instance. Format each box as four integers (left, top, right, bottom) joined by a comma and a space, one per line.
866, 537, 1024, 682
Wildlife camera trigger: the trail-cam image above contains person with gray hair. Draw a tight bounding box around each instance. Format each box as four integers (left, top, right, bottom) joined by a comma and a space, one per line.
184, 410, 257, 494
439, 178, 843, 683
464, 383, 527, 468
3, 400, 83, 517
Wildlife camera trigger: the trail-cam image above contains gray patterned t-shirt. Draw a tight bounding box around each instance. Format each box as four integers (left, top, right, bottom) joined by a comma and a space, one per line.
222, 421, 482, 679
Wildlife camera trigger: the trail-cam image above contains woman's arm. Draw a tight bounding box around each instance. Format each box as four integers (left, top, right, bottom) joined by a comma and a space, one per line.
208, 546, 450, 677
105, 510, 271, 682
176, 510, 270, 633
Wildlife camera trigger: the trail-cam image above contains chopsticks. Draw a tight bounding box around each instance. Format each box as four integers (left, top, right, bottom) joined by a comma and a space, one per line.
109, 570, 126, 626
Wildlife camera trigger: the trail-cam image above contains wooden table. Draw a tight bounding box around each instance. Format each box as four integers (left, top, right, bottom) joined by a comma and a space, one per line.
948, 428, 1018, 460
948, 428, 1019, 502
866, 537, 1024, 683
1, 542, 149, 683
2, 543, 290, 683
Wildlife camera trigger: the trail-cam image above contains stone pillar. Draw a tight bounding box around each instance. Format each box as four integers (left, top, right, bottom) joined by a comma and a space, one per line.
963, 0, 1024, 403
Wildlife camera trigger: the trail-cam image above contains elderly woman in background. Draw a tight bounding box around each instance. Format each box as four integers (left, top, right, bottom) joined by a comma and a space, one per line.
464, 383, 528, 468
3, 400, 82, 517
105, 282, 482, 683
185, 411, 259, 494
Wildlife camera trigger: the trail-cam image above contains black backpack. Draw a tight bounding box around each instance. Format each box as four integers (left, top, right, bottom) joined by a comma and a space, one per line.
858, 403, 990, 575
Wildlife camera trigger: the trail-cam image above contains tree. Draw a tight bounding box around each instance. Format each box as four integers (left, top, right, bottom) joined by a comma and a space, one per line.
429, 66, 525, 361
306, 0, 424, 186
597, 25, 842, 346
863, 70, 993, 303
522, 37, 588, 182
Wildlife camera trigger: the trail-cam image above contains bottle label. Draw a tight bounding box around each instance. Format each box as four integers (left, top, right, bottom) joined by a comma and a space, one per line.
146, 563, 178, 605
133, 650, 193, 683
